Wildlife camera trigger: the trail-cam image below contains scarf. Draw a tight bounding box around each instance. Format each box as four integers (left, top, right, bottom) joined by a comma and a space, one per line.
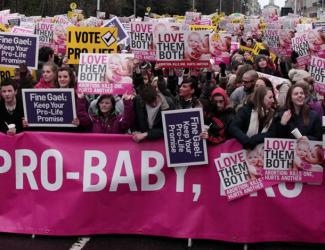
246, 109, 272, 137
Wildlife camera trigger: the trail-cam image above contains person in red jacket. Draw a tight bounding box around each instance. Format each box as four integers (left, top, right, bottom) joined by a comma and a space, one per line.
35, 61, 58, 89
203, 87, 235, 145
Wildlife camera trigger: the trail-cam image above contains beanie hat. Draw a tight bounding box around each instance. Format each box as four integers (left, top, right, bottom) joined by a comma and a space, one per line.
259, 49, 270, 57
254, 54, 267, 65
210, 87, 229, 106
288, 69, 311, 83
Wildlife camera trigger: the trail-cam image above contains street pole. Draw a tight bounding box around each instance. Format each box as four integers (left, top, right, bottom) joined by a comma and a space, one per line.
96, 0, 100, 15
134, 0, 136, 17
219, 0, 222, 13
193, 0, 195, 11
294, 0, 297, 14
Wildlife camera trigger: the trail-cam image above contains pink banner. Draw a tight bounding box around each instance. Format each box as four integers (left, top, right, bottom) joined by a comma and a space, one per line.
0, 132, 325, 243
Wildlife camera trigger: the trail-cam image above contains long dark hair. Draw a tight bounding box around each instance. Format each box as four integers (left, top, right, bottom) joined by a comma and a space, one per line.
55, 67, 76, 88
285, 83, 309, 126
249, 86, 276, 129
256, 77, 278, 108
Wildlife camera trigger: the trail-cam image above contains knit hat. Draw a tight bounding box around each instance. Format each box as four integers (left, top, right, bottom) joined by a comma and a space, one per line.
231, 60, 243, 71
258, 49, 270, 57
254, 54, 267, 65
210, 87, 229, 107
288, 69, 311, 83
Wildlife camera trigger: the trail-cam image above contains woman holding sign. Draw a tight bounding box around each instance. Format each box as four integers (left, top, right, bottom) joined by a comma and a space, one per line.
23, 67, 91, 132
277, 83, 322, 141
56, 67, 92, 131
228, 86, 277, 149
90, 94, 134, 134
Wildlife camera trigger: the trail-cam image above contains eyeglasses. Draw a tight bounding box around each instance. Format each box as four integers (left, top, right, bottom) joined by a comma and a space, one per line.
243, 80, 254, 84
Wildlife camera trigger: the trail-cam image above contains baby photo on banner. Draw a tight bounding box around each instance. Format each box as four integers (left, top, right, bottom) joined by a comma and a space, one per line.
156, 30, 210, 68
78, 53, 134, 94
53, 23, 68, 55
279, 29, 294, 57
209, 32, 231, 65
307, 28, 325, 59
293, 139, 323, 183
214, 149, 265, 201
264, 138, 323, 184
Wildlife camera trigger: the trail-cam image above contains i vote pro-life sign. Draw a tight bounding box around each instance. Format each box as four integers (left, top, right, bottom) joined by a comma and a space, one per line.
66, 26, 117, 64
22, 89, 76, 127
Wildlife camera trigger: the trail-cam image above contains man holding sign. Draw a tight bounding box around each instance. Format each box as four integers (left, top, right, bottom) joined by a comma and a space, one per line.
162, 107, 208, 167
133, 84, 175, 142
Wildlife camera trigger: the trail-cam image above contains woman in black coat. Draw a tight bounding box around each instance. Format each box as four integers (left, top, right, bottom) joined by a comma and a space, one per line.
277, 83, 321, 141
228, 86, 277, 149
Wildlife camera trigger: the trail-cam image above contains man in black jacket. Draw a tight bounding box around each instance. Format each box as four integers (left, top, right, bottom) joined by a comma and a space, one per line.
132, 84, 175, 142
0, 78, 24, 135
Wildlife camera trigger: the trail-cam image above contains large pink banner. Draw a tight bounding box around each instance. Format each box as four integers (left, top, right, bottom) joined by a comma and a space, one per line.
0, 132, 325, 242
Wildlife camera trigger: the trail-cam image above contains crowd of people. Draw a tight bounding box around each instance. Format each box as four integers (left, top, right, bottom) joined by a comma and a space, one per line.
0, 37, 323, 149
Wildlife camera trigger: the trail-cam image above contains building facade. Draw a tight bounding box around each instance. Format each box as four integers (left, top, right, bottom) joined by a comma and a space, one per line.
285, 0, 323, 17
244, 0, 261, 15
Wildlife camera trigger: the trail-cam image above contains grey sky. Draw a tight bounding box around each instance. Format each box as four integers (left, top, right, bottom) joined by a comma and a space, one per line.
258, 0, 285, 8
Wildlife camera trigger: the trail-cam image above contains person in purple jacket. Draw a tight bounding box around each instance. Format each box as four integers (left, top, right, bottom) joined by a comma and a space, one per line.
91, 93, 134, 134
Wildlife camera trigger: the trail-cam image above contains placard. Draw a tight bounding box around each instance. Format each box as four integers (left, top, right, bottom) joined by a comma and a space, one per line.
0, 32, 39, 69
22, 89, 76, 127
162, 108, 208, 167
78, 53, 134, 94
103, 16, 128, 44
291, 32, 310, 68
215, 149, 265, 201
66, 26, 117, 64
310, 56, 325, 93
130, 21, 155, 61
264, 138, 323, 184
156, 30, 210, 68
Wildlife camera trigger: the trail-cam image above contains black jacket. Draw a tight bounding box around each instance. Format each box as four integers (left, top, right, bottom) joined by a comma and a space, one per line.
204, 107, 235, 145
133, 94, 175, 140
228, 103, 276, 149
276, 109, 322, 141
0, 98, 24, 134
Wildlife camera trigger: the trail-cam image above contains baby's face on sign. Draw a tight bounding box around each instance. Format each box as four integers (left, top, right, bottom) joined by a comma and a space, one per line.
188, 33, 201, 48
